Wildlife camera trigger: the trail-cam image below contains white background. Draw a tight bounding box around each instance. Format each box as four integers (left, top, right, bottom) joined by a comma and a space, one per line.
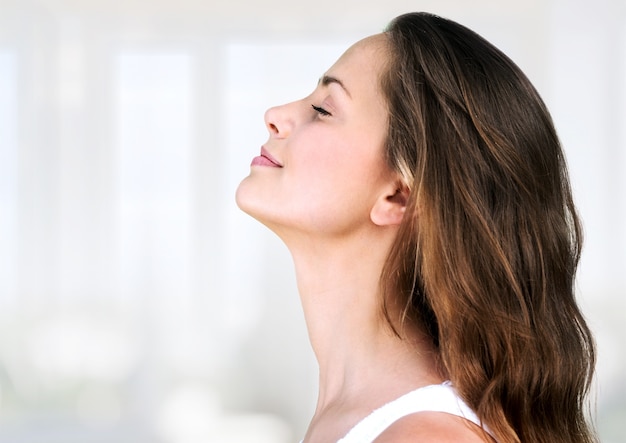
0, 0, 624, 442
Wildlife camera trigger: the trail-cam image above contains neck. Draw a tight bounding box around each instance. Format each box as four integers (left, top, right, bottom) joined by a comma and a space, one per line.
284, 228, 443, 414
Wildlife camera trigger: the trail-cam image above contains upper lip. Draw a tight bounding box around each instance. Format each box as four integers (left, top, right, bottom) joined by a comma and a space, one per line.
261, 146, 283, 167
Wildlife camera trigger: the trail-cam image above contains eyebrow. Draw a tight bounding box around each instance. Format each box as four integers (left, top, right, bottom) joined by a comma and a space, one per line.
319, 75, 351, 98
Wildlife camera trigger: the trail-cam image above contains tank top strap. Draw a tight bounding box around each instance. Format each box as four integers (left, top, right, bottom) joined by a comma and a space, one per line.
337, 381, 488, 443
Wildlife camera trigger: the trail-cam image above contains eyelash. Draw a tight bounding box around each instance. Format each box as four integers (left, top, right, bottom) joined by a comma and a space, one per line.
311, 104, 332, 117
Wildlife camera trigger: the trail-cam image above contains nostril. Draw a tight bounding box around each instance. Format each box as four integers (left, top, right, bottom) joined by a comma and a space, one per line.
264, 105, 291, 138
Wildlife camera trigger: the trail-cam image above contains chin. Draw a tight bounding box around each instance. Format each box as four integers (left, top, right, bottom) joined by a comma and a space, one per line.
235, 177, 255, 215
235, 177, 274, 224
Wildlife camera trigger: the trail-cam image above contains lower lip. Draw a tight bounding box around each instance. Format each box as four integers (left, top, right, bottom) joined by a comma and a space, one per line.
251, 156, 281, 167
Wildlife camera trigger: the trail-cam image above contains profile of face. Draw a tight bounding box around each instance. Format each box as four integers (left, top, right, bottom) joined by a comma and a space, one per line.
236, 34, 404, 243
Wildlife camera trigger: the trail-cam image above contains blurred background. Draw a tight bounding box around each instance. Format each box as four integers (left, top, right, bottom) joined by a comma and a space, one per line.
0, 0, 624, 442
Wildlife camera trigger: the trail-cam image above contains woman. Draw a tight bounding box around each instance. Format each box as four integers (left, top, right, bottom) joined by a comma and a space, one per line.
236, 12, 597, 443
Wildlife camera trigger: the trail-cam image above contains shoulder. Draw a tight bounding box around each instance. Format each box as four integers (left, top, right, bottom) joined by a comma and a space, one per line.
373, 411, 493, 443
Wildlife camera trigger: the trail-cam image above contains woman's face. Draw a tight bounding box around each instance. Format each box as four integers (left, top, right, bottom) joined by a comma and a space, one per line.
236, 34, 395, 239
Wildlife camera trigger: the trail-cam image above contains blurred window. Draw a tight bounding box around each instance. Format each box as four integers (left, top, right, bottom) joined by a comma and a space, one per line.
0, 50, 18, 308
114, 52, 193, 308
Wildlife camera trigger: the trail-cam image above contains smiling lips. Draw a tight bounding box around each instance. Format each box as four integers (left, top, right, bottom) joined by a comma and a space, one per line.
251, 147, 283, 168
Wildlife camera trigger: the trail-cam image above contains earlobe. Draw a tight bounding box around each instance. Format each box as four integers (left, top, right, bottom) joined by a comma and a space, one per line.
370, 184, 409, 227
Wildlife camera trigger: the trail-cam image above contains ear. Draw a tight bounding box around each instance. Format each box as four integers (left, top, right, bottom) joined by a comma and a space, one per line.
370, 181, 409, 227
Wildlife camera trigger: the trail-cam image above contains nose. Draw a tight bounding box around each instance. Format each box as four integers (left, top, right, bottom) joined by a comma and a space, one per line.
264, 103, 294, 139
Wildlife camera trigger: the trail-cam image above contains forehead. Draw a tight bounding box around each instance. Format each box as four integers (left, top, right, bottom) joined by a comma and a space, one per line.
325, 34, 389, 100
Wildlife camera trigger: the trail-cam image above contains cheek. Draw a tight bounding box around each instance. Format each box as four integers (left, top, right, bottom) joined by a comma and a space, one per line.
288, 142, 383, 223
289, 139, 357, 197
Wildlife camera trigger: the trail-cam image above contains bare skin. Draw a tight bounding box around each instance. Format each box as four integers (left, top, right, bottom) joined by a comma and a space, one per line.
376, 412, 491, 442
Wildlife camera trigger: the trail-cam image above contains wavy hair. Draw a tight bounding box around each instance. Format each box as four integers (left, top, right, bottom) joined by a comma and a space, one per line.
379, 12, 596, 443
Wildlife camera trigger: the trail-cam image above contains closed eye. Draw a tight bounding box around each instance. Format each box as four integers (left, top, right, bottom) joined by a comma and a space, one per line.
312, 104, 332, 117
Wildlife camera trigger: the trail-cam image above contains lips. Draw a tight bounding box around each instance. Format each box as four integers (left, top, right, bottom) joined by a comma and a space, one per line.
251, 147, 283, 168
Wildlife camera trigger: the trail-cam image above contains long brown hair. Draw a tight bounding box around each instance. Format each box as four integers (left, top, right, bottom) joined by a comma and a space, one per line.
379, 12, 596, 443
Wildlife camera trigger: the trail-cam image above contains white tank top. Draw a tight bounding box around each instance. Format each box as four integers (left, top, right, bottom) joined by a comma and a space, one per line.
302, 381, 491, 443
